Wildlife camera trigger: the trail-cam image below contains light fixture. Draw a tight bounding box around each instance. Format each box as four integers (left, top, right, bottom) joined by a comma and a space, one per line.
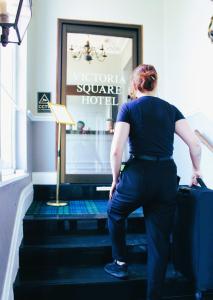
0, 0, 32, 47
208, 16, 213, 43
208, 0, 213, 43
70, 40, 107, 63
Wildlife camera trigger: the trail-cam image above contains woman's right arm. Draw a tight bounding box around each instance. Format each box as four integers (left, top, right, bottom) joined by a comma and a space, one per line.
175, 119, 202, 185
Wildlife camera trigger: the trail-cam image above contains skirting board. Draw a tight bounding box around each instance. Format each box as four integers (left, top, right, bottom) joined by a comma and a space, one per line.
1, 182, 34, 300
27, 110, 54, 122
32, 172, 57, 184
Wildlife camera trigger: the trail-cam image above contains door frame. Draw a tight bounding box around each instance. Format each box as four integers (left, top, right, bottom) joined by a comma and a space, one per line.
56, 19, 143, 183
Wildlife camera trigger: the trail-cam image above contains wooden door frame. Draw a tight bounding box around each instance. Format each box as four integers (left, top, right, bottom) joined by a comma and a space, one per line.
56, 19, 143, 183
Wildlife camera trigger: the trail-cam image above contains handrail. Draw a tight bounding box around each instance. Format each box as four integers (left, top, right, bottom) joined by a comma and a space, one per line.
195, 129, 213, 153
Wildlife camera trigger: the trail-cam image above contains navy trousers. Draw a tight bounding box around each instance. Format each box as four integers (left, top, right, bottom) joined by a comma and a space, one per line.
107, 158, 178, 300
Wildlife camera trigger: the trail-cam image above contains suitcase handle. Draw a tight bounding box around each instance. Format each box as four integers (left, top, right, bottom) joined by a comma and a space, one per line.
197, 177, 207, 188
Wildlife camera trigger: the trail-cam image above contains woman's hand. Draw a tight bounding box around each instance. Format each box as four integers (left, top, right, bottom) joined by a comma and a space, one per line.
191, 169, 203, 186
109, 181, 117, 200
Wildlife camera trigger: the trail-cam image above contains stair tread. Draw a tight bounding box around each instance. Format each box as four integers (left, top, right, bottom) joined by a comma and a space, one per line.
15, 263, 182, 287
22, 233, 147, 248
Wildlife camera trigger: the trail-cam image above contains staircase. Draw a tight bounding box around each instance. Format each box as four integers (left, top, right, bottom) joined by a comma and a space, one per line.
13, 184, 206, 300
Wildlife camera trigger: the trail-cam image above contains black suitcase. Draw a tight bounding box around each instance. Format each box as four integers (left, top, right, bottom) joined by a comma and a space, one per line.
173, 178, 213, 299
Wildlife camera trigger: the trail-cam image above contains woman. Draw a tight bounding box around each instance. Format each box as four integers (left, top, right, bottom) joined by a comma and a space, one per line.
104, 64, 202, 300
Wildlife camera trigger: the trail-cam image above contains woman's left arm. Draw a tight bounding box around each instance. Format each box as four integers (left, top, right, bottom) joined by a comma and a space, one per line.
109, 121, 130, 199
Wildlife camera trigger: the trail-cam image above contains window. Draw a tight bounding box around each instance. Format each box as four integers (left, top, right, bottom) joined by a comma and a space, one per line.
0, 37, 27, 181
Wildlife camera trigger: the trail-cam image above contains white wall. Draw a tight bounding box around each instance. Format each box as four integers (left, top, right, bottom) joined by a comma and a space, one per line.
27, 0, 166, 115
164, 0, 213, 187
164, 0, 213, 117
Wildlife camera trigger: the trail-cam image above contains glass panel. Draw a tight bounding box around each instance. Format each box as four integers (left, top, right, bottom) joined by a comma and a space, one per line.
65, 33, 132, 175
0, 26, 18, 43
17, 0, 31, 41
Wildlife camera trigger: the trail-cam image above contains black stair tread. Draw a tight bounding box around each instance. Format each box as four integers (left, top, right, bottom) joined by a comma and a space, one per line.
15, 263, 182, 287
22, 233, 147, 248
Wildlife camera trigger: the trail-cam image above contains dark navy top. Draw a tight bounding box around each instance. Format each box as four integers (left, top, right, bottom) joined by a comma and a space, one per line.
116, 96, 185, 157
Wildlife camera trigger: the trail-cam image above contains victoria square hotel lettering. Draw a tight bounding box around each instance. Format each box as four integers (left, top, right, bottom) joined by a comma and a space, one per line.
66, 73, 125, 106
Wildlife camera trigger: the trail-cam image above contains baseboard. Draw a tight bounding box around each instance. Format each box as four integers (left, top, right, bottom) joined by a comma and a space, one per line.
1, 182, 34, 300
32, 172, 57, 184
27, 110, 54, 122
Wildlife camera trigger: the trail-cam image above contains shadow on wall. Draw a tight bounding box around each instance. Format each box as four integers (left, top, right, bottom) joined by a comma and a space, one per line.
173, 112, 213, 188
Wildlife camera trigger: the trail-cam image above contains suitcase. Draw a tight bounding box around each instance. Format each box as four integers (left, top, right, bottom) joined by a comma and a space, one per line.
173, 178, 213, 300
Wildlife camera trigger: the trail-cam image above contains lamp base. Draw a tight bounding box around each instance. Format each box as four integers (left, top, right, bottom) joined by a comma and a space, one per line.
46, 201, 68, 207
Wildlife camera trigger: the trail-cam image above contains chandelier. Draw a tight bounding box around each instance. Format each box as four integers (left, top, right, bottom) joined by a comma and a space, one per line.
69, 40, 107, 63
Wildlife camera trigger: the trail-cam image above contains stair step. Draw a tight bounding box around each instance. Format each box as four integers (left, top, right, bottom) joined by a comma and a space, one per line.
14, 263, 194, 300
13, 184, 213, 300
20, 233, 147, 267
33, 184, 111, 201
23, 217, 145, 237
17, 263, 148, 284
23, 232, 146, 247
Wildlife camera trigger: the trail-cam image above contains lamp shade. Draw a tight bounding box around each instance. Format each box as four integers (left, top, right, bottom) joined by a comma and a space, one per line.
0, 0, 32, 46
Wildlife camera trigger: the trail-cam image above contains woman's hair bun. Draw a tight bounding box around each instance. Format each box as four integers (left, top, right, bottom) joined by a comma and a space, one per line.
142, 70, 156, 80
130, 64, 158, 98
